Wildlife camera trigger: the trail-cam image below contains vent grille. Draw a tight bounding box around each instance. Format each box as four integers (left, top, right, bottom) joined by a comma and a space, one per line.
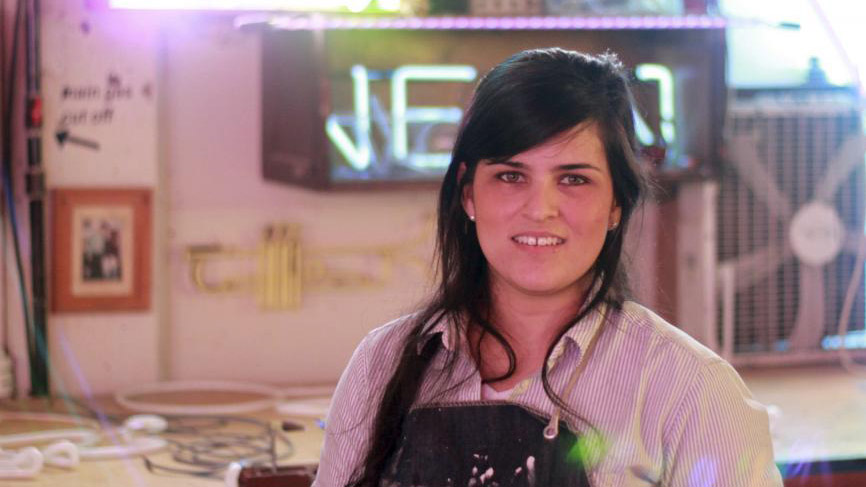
719, 92, 865, 359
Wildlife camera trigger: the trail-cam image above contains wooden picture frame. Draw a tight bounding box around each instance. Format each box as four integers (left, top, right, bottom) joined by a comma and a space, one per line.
51, 188, 152, 312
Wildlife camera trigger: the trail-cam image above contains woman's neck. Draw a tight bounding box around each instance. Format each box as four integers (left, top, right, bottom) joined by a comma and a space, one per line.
472, 279, 588, 390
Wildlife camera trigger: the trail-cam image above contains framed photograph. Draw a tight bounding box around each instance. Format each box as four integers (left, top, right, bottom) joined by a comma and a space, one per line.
51, 188, 152, 312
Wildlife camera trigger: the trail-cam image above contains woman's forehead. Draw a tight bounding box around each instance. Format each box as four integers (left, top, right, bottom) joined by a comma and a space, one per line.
481, 123, 608, 171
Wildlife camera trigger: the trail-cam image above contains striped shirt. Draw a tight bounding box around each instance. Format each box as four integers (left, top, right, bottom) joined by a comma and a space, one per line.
314, 301, 783, 486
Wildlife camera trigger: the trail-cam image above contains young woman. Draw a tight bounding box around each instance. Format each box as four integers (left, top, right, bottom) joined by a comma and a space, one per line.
314, 48, 782, 487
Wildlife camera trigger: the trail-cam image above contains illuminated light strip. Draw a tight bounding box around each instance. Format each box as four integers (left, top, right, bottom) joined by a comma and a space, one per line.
636, 64, 676, 145
822, 330, 866, 350
405, 107, 463, 123
262, 15, 727, 30
391, 65, 477, 161
109, 0, 401, 11
408, 153, 452, 169
378, 0, 401, 10
326, 119, 366, 169
351, 65, 372, 167
326, 65, 372, 170
633, 109, 655, 146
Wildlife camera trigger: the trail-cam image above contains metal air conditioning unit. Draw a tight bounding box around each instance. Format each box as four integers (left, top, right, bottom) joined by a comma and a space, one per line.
717, 88, 866, 366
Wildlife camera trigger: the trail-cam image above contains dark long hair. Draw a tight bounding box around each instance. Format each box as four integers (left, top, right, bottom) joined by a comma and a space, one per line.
348, 48, 648, 486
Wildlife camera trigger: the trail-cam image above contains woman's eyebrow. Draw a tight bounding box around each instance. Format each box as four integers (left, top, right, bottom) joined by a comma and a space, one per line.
557, 163, 602, 173
486, 160, 602, 173
484, 160, 525, 168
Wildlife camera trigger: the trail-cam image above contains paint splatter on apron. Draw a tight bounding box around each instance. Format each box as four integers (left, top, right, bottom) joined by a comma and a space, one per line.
381, 402, 591, 487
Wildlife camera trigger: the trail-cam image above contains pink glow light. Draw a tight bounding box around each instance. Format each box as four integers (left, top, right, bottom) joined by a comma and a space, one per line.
261, 15, 726, 31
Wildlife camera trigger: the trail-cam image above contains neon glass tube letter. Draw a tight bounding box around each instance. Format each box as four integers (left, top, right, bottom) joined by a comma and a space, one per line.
391, 65, 477, 163
636, 64, 676, 145
325, 65, 372, 170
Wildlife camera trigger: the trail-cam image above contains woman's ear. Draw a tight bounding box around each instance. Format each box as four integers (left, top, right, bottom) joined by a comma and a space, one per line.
458, 163, 476, 219
609, 203, 622, 230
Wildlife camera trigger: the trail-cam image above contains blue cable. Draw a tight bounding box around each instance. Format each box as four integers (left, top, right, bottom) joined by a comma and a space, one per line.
1, 157, 35, 381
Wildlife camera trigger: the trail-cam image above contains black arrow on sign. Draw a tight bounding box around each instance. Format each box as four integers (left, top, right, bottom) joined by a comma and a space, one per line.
55, 129, 100, 150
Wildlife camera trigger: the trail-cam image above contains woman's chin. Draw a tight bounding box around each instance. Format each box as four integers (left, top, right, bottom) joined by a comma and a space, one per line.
499, 276, 585, 299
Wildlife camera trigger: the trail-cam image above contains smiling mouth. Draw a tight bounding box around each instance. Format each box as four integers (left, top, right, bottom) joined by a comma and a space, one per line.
512, 235, 565, 247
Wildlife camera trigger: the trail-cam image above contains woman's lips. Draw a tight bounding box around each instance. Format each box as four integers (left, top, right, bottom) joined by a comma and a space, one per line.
511, 234, 566, 247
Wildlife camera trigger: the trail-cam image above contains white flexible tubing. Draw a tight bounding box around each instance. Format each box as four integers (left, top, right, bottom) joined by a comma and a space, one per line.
122, 414, 168, 434
0, 429, 100, 448
41, 440, 79, 469
837, 229, 866, 375
115, 381, 282, 415
78, 436, 167, 461
0, 411, 101, 449
0, 447, 43, 479
0, 411, 168, 464
275, 397, 331, 418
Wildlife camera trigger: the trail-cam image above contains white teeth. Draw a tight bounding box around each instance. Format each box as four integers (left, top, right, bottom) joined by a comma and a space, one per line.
513, 235, 564, 247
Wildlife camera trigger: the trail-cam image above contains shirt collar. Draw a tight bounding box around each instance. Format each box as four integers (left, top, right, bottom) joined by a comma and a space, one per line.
548, 278, 610, 366
419, 303, 610, 377
419, 311, 460, 354
553, 302, 608, 361
419, 278, 610, 358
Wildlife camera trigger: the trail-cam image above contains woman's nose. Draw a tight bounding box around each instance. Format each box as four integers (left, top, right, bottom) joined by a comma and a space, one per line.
524, 182, 560, 221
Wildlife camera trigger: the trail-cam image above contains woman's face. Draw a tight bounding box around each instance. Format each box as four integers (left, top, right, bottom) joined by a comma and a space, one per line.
462, 123, 620, 301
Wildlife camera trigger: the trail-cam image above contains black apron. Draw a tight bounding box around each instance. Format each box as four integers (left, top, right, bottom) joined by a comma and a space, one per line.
381, 402, 591, 487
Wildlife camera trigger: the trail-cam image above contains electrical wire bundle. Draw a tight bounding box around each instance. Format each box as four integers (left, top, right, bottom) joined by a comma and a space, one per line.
2, 0, 49, 398
142, 415, 295, 480
5, 396, 299, 480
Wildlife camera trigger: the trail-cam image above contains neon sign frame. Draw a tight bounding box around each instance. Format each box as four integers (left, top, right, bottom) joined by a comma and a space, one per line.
325, 63, 678, 173
261, 26, 726, 188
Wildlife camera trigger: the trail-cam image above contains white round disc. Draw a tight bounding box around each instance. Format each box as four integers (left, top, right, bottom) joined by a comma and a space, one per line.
788, 202, 845, 266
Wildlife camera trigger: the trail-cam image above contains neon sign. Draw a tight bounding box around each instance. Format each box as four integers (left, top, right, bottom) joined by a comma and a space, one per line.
326, 65, 478, 171
326, 63, 677, 172
636, 64, 676, 147
326, 66, 373, 170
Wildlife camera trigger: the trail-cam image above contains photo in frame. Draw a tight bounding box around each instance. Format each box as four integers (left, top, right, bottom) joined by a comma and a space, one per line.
51, 188, 152, 312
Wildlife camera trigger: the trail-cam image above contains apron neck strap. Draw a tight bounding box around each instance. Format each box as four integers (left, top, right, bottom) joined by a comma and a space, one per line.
543, 307, 607, 440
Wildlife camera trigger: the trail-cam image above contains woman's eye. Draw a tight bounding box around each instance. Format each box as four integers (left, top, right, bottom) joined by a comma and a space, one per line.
497, 172, 524, 183
560, 174, 587, 185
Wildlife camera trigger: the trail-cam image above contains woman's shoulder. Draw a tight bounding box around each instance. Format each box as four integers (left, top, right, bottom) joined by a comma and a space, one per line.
599, 302, 750, 421
613, 301, 724, 368
359, 313, 418, 353
357, 311, 443, 362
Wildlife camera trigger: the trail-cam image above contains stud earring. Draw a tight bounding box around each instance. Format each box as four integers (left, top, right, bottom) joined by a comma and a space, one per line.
608, 220, 619, 231
469, 214, 476, 222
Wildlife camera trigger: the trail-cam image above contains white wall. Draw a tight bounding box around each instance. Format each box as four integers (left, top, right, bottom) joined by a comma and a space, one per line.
31, 2, 441, 393
158, 19, 440, 385
40, 1, 161, 396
